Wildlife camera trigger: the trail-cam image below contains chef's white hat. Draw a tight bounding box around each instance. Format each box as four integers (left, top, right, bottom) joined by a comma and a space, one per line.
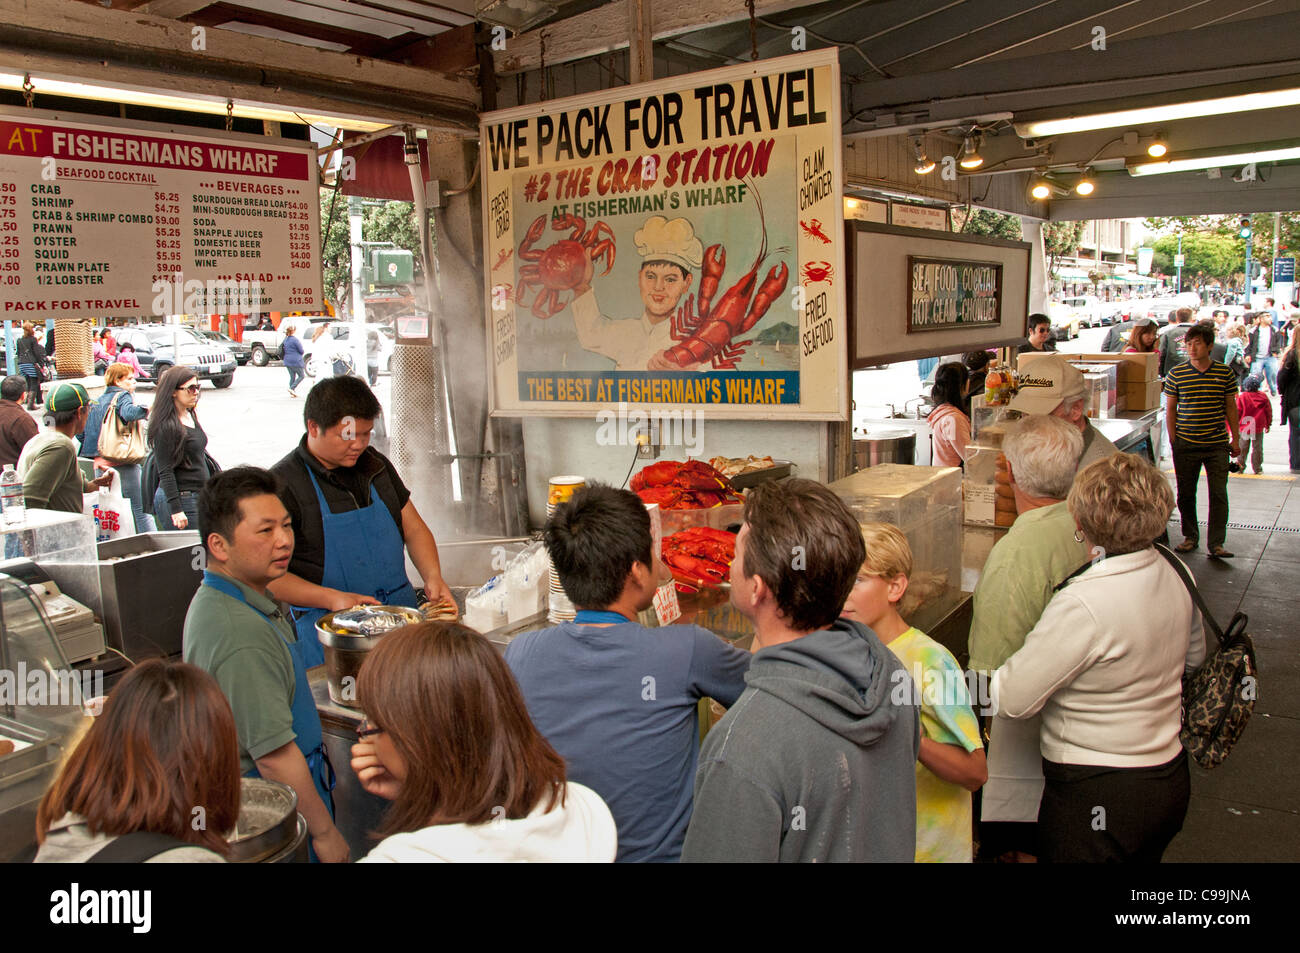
634, 216, 704, 271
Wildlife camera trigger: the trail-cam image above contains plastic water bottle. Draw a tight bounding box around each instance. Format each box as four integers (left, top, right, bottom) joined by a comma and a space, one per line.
1, 465, 24, 525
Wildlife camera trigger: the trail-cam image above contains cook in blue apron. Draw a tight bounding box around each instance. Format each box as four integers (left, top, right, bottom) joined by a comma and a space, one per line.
201, 570, 336, 857
289, 467, 418, 668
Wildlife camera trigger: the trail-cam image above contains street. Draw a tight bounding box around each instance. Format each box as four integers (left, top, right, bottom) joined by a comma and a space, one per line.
137, 364, 393, 471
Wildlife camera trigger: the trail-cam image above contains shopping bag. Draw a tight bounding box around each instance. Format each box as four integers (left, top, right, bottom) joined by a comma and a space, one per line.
83, 470, 135, 543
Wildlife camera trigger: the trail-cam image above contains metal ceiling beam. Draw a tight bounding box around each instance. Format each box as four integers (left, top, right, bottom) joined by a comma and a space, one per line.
843, 10, 1300, 135
0, 0, 479, 130
1048, 164, 1300, 219
492, 0, 815, 75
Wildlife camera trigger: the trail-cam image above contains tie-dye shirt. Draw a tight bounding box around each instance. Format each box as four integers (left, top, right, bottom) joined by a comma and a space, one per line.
886, 627, 983, 863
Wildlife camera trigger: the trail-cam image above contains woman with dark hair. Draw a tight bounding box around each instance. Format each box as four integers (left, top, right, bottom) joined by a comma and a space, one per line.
147, 366, 214, 529
35, 659, 240, 862
351, 622, 617, 862
962, 350, 993, 410
927, 361, 972, 468
15, 321, 45, 410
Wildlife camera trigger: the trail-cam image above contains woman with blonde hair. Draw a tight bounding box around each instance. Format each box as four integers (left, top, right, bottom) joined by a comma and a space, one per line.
81, 362, 151, 531
992, 453, 1206, 862
351, 622, 616, 862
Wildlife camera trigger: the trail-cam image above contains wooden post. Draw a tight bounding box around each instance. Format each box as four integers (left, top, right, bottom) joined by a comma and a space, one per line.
628, 0, 653, 85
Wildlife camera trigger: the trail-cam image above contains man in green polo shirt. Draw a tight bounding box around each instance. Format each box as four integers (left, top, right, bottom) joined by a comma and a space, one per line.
1166, 323, 1242, 558
183, 466, 349, 863
17, 383, 114, 512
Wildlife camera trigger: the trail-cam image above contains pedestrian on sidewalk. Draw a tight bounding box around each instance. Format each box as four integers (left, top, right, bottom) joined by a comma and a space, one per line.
282, 325, 305, 397
1165, 324, 1242, 558
1235, 376, 1272, 475
0, 376, 38, 468
1278, 327, 1300, 472
1246, 311, 1283, 396
15, 323, 45, 411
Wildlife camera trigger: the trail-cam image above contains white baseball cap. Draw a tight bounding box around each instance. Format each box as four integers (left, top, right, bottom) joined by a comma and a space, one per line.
1009, 355, 1086, 415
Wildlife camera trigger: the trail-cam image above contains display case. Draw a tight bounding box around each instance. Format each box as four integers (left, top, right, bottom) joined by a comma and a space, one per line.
0, 572, 92, 862
1074, 362, 1118, 419
969, 392, 1022, 447
963, 442, 1016, 528
0, 509, 104, 663
826, 465, 964, 626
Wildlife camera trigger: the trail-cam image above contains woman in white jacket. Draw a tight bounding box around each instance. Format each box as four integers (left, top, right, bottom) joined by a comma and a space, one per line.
992, 453, 1206, 862
350, 622, 617, 863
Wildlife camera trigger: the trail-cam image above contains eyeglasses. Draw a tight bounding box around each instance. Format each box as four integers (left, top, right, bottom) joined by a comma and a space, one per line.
357, 718, 382, 740
181, 384, 201, 394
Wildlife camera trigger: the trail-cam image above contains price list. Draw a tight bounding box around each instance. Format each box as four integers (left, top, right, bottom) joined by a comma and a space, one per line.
0, 106, 321, 319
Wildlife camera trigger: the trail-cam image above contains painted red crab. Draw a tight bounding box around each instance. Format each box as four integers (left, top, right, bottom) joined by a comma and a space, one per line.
801, 261, 834, 286
515, 213, 615, 318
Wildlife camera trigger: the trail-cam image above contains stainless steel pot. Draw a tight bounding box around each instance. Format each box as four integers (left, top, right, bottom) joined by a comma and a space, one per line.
227, 778, 300, 863
853, 430, 917, 470
316, 605, 424, 708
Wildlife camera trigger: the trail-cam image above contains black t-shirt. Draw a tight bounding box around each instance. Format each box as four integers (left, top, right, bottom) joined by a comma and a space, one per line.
270, 436, 412, 587
1017, 340, 1057, 354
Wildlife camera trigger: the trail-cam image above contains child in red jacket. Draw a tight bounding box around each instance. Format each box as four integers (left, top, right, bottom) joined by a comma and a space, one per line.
1237, 375, 1273, 474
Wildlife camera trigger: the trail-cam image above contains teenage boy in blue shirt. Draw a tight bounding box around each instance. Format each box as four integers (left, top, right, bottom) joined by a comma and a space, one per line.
505, 485, 750, 862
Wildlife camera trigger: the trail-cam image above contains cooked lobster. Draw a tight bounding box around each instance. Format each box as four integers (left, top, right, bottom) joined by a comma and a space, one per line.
632, 460, 743, 510
662, 526, 736, 592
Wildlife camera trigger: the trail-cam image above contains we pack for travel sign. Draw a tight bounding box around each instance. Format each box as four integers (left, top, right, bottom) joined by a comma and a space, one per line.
0, 107, 321, 318
480, 49, 846, 420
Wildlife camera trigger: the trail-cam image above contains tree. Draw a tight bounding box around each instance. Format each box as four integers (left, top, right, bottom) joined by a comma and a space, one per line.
1149, 232, 1240, 287
1145, 213, 1300, 285
953, 207, 1022, 239
318, 191, 423, 313
1044, 221, 1085, 278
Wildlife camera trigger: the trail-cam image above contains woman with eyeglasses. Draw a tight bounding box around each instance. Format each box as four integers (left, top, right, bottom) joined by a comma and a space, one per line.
82, 363, 152, 532
147, 366, 217, 530
351, 622, 617, 863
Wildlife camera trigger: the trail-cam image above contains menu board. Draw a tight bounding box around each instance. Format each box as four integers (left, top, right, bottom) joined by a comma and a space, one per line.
907, 256, 1003, 332
480, 49, 846, 421
0, 107, 320, 318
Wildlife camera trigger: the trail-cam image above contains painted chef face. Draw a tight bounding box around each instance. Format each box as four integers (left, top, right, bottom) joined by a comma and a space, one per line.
639, 261, 693, 322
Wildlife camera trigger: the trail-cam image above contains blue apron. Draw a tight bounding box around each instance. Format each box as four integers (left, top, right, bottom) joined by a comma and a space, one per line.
290, 466, 417, 668
201, 571, 336, 826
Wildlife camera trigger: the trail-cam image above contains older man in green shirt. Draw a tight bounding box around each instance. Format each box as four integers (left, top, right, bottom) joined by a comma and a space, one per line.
183, 466, 349, 863
968, 414, 1089, 862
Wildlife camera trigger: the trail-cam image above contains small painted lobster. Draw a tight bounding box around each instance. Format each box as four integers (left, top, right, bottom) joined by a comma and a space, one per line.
662, 184, 789, 369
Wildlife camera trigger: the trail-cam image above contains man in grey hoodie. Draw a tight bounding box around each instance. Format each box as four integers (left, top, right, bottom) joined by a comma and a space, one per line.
682, 479, 920, 862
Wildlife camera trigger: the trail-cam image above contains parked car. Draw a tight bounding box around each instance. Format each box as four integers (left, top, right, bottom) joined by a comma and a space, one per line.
303, 322, 395, 377
196, 329, 251, 365
114, 325, 237, 388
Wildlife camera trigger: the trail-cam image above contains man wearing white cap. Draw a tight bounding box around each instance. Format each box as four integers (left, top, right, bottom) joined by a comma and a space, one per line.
570, 215, 705, 371
1008, 355, 1119, 473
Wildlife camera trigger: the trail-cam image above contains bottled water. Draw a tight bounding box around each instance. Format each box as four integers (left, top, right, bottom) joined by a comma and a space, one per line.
1, 465, 24, 525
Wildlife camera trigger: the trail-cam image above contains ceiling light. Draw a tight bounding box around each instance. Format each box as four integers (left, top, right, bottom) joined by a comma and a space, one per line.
958, 134, 983, 170
1017, 87, 1300, 137
1147, 139, 1168, 158
1128, 142, 1300, 176
910, 135, 935, 175
1030, 178, 1052, 200
476, 0, 557, 33
1075, 170, 1096, 195
0, 71, 392, 132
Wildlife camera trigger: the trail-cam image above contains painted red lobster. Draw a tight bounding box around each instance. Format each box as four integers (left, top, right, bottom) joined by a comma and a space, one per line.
516, 213, 615, 319
662, 526, 736, 592
663, 185, 789, 369
631, 459, 743, 510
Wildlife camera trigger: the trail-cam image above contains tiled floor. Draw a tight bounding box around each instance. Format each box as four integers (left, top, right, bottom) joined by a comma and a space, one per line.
1157, 459, 1299, 862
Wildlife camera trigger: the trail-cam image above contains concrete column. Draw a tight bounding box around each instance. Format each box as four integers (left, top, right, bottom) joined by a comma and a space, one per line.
1020, 217, 1048, 315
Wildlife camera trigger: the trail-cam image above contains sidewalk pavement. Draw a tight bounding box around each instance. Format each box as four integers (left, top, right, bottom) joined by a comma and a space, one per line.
1158, 424, 1299, 862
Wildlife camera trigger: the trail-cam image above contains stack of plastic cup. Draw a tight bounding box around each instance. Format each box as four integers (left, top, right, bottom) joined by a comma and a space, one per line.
546, 476, 585, 623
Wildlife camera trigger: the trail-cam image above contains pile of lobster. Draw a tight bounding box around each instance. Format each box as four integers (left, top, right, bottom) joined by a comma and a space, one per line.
662, 527, 736, 593
631, 459, 743, 510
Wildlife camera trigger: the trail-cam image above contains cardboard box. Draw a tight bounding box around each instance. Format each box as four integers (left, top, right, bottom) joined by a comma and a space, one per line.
1017, 350, 1158, 386
1119, 378, 1164, 411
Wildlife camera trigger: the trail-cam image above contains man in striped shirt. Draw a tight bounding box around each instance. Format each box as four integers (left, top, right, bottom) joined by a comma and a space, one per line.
1165, 323, 1242, 558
